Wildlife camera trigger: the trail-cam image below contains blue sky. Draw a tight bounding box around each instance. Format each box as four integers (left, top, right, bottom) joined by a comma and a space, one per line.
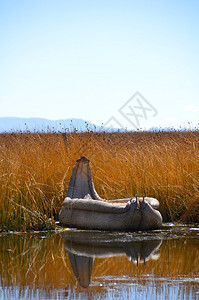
1, 0, 199, 129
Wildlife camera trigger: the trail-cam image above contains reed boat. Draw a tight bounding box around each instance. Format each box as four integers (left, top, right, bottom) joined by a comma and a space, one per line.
59, 156, 162, 231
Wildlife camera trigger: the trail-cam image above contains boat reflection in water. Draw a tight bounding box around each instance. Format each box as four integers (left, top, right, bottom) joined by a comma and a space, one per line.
60, 230, 162, 288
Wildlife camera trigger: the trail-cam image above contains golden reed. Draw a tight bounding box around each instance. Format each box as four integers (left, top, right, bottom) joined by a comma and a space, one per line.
0, 130, 198, 231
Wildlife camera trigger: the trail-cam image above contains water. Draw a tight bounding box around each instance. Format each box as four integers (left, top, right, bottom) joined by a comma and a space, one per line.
0, 224, 198, 300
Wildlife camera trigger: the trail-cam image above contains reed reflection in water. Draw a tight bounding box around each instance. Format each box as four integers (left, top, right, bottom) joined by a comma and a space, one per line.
61, 230, 162, 288
0, 226, 198, 299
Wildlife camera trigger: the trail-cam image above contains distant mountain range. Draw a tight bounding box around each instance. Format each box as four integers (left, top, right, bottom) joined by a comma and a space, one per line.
0, 117, 198, 133
0, 117, 105, 133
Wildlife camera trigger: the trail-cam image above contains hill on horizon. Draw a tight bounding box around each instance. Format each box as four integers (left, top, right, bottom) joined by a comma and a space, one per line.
0, 117, 198, 133
0, 117, 105, 133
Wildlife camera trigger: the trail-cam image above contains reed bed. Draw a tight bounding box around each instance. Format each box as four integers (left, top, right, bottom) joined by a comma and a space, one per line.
0, 130, 198, 231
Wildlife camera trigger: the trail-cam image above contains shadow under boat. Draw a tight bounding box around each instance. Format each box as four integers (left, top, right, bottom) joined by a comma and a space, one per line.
60, 230, 162, 288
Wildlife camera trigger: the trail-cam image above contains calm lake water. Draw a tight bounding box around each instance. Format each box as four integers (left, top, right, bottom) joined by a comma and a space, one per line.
0, 224, 198, 300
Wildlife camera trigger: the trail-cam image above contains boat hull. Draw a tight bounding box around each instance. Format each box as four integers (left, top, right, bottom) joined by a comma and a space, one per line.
59, 197, 162, 231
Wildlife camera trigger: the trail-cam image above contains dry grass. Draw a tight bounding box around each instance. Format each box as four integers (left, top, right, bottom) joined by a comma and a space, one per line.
0, 130, 199, 231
